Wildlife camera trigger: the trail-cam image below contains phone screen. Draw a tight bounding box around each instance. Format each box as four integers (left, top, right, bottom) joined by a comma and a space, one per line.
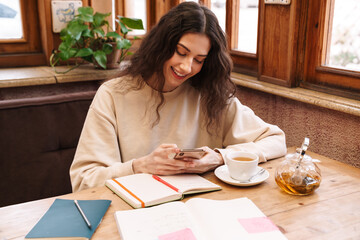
173, 149, 206, 160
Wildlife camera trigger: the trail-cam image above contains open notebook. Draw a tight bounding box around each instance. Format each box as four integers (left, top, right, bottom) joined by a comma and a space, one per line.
105, 173, 221, 208
114, 197, 287, 240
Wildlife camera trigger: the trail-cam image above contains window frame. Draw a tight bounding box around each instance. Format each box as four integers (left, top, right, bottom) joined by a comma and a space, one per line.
226, 0, 259, 76
0, 0, 47, 67
302, 0, 360, 99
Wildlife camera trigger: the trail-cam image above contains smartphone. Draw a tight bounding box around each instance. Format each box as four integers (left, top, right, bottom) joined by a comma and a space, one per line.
173, 148, 206, 160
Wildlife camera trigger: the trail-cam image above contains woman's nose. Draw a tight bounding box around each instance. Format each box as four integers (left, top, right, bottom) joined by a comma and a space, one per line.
179, 58, 192, 74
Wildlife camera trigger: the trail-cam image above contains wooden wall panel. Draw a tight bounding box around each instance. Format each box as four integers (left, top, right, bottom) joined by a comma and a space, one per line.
258, 0, 301, 87
153, 0, 177, 23
38, 0, 54, 66
90, 0, 114, 29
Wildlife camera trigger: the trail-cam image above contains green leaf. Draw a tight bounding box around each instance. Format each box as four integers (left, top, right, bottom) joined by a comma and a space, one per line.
117, 39, 131, 49
118, 16, 144, 30
102, 43, 113, 55
75, 48, 93, 57
59, 49, 77, 61
93, 12, 111, 27
67, 23, 88, 40
78, 6, 93, 16
60, 28, 68, 37
81, 55, 93, 63
58, 34, 74, 49
93, 28, 105, 38
81, 29, 92, 38
94, 50, 107, 69
78, 14, 93, 23
63, 34, 76, 46
118, 21, 129, 35
59, 52, 69, 61
106, 31, 122, 39
77, 7, 93, 22
59, 42, 70, 52
102, 20, 110, 29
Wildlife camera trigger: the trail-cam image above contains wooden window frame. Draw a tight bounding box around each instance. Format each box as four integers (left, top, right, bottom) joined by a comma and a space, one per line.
302, 0, 360, 99
0, 0, 46, 67
226, 0, 259, 76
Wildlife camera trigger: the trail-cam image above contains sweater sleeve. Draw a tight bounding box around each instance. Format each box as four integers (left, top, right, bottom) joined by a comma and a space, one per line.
216, 97, 287, 163
70, 84, 134, 192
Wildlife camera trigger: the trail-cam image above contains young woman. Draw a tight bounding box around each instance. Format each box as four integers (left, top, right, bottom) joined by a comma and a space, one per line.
70, 2, 286, 192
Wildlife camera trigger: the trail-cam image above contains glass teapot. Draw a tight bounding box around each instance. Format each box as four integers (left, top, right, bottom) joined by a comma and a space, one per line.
275, 138, 321, 195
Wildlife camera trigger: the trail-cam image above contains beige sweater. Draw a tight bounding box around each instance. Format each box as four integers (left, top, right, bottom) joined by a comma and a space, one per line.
70, 76, 286, 192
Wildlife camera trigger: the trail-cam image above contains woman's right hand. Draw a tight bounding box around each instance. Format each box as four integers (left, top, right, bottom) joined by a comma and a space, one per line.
132, 144, 195, 175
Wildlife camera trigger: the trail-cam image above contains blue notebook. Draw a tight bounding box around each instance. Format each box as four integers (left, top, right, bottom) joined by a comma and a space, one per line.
25, 199, 111, 239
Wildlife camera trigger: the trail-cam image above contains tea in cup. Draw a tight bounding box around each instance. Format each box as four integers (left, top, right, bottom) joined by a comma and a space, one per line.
225, 151, 259, 181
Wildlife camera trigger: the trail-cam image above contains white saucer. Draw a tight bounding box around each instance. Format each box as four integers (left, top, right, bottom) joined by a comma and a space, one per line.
214, 165, 269, 187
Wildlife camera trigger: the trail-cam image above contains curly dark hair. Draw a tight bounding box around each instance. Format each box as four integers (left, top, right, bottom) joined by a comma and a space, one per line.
119, 2, 236, 132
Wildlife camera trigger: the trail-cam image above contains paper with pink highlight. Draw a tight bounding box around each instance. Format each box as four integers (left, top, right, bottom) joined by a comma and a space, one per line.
158, 228, 197, 240
238, 217, 279, 233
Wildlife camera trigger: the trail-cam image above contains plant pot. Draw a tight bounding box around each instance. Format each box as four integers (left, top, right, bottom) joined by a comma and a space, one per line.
94, 42, 121, 69
106, 42, 121, 69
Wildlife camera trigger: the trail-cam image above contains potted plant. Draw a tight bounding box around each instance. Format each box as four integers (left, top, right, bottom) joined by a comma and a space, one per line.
50, 6, 144, 73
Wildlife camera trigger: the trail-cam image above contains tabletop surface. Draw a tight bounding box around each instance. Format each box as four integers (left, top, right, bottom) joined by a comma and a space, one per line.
1, 148, 360, 240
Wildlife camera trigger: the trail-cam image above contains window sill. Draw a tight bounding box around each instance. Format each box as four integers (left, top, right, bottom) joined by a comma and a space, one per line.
0, 65, 120, 88
231, 72, 360, 117
1, 66, 359, 117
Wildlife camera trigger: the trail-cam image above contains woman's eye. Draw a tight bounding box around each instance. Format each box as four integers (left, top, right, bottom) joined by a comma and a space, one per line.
175, 48, 186, 56
194, 59, 204, 64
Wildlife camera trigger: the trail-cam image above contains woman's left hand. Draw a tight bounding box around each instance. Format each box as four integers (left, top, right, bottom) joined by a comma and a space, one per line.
182, 146, 224, 173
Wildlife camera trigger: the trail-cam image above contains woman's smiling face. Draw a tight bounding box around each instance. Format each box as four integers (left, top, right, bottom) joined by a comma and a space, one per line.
162, 33, 211, 92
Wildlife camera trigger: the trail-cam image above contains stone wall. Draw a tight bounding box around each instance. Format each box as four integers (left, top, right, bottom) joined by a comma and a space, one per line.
236, 86, 360, 168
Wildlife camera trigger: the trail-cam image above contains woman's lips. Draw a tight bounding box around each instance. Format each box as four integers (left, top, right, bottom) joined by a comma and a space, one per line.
171, 67, 187, 79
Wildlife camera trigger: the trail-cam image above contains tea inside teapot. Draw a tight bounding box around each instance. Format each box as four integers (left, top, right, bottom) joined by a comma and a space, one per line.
275, 161, 321, 195
275, 138, 321, 195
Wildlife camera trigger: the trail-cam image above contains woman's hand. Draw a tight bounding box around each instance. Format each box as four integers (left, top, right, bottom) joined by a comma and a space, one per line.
184, 146, 224, 173
132, 144, 195, 175
132, 145, 223, 175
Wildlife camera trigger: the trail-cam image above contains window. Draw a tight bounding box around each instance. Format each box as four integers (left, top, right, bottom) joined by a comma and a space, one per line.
224, 0, 259, 75
303, 0, 360, 99
0, 0, 46, 67
213, 0, 359, 99
123, 0, 147, 35
211, 0, 259, 54
115, 0, 147, 36
326, 0, 360, 72
211, 0, 226, 32
179, 1, 260, 75
0, 0, 23, 39
236, 0, 258, 54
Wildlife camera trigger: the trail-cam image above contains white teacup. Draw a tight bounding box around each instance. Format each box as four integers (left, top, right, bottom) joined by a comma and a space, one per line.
225, 151, 259, 181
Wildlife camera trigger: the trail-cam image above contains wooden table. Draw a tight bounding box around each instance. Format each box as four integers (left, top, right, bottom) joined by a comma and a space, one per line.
1, 149, 359, 240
